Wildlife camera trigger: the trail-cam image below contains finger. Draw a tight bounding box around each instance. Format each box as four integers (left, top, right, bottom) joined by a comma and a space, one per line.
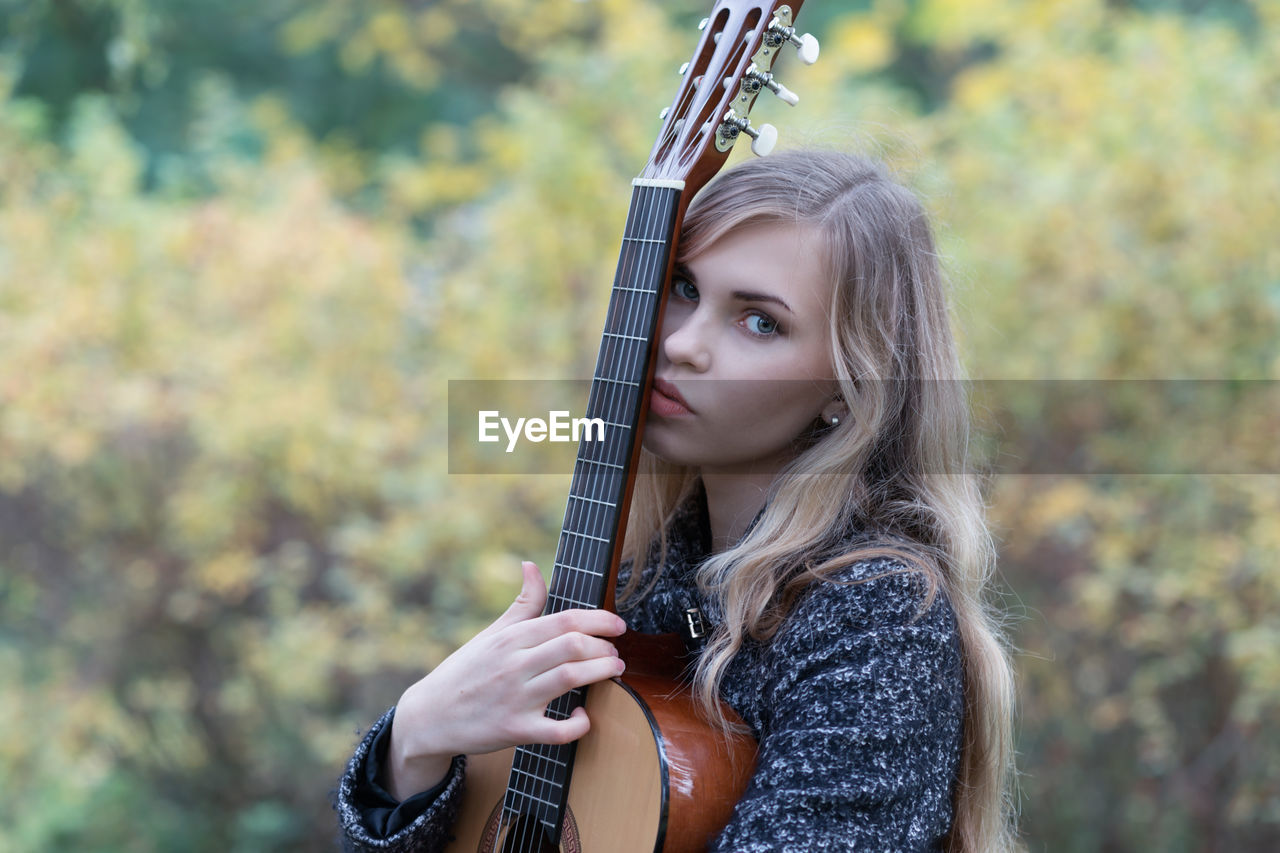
514, 608, 627, 648
490, 561, 547, 631
526, 655, 626, 700
526, 706, 592, 746
519, 632, 619, 676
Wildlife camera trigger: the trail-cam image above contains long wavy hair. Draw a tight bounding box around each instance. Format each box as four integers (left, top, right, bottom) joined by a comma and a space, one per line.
618, 150, 1019, 852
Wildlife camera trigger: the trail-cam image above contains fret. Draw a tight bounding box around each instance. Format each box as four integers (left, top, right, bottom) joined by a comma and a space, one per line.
601, 330, 649, 343
555, 543, 607, 568
504, 788, 563, 812
621, 236, 668, 244
610, 284, 660, 294
577, 457, 625, 471
592, 376, 640, 389
514, 747, 567, 769
594, 419, 633, 431
511, 766, 564, 791
561, 529, 610, 545
551, 689, 583, 715
561, 508, 609, 542
566, 480, 608, 506
559, 507, 611, 535
567, 493, 616, 509
502, 788, 557, 818
512, 760, 566, 789
574, 452, 628, 477
549, 570, 606, 595
544, 694, 583, 726
553, 560, 604, 577
546, 591, 592, 611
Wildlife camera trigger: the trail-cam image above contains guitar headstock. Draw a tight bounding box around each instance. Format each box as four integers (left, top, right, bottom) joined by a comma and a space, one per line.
641, 1, 817, 192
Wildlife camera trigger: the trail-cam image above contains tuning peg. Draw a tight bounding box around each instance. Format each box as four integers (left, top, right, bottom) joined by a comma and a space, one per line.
678, 61, 690, 75
793, 32, 820, 64
721, 110, 777, 157
745, 122, 777, 156
768, 18, 820, 65
659, 107, 670, 120
698, 17, 709, 31
745, 65, 799, 106
770, 79, 799, 106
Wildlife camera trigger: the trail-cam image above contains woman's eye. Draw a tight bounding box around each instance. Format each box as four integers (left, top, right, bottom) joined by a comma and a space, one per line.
672, 278, 699, 301
745, 313, 779, 336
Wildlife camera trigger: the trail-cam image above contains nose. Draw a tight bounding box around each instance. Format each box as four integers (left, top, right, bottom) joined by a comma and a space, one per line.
660, 306, 712, 373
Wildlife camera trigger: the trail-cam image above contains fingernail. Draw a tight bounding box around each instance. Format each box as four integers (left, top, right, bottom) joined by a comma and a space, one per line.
615, 617, 627, 633
616, 658, 626, 673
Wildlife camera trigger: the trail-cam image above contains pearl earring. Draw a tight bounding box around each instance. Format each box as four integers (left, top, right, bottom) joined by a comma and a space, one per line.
829, 416, 840, 426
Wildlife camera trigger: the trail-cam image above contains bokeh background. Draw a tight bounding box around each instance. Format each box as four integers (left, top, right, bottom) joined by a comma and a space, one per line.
1, 0, 1277, 850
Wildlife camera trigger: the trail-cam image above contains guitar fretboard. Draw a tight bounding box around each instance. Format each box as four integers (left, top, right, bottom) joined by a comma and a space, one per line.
499, 181, 682, 843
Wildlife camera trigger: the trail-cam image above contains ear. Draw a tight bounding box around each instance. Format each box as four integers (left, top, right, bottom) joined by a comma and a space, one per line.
819, 397, 848, 427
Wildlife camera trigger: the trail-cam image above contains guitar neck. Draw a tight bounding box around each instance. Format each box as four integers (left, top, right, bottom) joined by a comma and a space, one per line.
499, 179, 684, 843
545, 179, 685, 616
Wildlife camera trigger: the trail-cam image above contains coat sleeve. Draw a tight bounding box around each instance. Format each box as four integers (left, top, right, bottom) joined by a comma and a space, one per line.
709, 567, 965, 853
334, 707, 467, 853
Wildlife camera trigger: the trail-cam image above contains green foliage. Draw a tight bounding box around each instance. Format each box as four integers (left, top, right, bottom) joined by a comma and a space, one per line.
1, 0, 1278, 849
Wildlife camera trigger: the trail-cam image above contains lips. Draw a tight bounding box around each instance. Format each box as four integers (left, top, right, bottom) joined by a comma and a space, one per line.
650, 378, 693, 417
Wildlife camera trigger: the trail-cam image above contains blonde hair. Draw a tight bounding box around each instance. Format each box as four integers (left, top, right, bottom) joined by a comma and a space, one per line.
619, 151, 1019, 852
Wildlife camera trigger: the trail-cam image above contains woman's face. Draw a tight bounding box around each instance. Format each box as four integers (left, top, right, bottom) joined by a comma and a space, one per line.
643, 222, 840, 476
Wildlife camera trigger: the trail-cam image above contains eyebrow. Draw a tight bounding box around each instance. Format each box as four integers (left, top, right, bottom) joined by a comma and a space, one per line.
674, 263, 795, 314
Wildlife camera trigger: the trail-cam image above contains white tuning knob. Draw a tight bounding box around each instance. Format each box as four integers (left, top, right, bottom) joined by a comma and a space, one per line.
747, 122, 777, 156
771, 80, 799, 106
794, 33, 820, 65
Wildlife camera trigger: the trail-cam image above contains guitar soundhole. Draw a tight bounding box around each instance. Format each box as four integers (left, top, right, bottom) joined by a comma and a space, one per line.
478, 802, 581, 853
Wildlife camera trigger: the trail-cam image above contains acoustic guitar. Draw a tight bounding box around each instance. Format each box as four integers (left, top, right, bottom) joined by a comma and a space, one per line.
447, 3, 818, 850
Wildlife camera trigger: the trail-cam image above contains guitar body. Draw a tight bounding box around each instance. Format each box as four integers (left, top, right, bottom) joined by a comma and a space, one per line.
448, 633, 757, 852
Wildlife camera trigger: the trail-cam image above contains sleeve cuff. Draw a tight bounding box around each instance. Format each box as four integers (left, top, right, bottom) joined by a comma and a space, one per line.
337, 706, 466, 846
357, 711, 458, 838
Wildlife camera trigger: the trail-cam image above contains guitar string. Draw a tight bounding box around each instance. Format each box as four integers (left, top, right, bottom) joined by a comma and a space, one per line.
510, 183, 669, 849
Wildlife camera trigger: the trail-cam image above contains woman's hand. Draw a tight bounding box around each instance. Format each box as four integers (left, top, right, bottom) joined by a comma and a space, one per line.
385, 560, 628, 801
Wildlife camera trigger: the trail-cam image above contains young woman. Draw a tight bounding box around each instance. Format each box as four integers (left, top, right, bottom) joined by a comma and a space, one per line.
336, 150, 1020, 852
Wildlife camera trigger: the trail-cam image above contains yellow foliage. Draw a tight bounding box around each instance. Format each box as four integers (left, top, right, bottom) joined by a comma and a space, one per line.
195, 550, 257, 603
3, 1, 1279, 848
830, 19, 896, 73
